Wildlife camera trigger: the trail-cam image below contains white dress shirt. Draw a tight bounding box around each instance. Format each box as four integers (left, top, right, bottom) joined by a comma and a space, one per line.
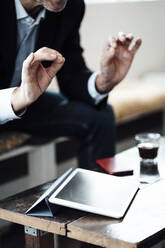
0, 0, 107, 125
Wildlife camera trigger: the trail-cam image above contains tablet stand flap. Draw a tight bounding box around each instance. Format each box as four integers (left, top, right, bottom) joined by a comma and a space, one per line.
25, 168, 74, 217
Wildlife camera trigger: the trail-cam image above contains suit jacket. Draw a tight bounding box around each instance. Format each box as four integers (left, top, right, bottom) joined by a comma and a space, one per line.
1, 0, 104, 106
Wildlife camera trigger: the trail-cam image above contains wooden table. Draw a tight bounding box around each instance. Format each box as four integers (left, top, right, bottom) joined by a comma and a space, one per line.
0, 139, 165, 248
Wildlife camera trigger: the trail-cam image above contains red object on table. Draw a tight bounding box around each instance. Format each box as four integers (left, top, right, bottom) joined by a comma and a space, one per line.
96, 157, 134, 176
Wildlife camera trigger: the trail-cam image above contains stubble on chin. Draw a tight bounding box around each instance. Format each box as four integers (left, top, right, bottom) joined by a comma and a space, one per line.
33, 0, 67, 12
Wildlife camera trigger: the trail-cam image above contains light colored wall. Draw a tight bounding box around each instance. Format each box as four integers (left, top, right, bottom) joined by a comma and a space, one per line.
80, 0, 165, 79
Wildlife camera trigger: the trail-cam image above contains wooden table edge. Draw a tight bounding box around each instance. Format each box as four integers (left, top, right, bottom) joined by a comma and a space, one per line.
67, 221, 137, 248
0, 208, 66, 235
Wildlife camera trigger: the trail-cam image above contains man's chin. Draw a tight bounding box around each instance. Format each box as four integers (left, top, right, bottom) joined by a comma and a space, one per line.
45, 6, 65, 12
44, 2, 67, 12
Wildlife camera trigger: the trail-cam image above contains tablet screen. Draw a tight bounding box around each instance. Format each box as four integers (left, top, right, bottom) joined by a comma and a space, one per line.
49, 169, 139, 218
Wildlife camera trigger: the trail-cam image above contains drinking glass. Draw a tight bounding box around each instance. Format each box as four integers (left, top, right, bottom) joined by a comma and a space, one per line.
135, 133, 161, 184
135, 132, 160, 165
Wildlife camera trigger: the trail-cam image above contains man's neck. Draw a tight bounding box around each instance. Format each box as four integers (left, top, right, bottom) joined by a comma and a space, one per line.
20, 0, 43, 18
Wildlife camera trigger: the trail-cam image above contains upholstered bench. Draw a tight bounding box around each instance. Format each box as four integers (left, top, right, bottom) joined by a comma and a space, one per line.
50, 78, 165, 126
109, 80, 165, 130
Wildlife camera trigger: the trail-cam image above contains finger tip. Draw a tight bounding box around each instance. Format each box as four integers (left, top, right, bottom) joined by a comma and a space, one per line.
137, 38, 142, 45
57, 57, 65, 64
127, 33, 134, 39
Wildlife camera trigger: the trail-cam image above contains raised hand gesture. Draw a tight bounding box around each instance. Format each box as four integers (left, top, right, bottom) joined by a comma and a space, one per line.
96, 32, 142, 93
12, 47, 65, 113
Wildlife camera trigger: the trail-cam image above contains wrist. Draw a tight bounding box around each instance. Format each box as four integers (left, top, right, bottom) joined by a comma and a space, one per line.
95, 73, 114, 94
11, 87, 29, 114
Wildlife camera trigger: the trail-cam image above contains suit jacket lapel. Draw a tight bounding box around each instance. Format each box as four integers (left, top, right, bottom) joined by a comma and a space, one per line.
36, 10, 62, 51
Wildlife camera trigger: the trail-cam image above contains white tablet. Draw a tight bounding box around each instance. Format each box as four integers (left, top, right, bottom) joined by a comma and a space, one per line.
49, 168, 139, 218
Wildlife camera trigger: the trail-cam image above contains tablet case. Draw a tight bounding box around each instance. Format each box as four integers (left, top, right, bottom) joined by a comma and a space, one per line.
26, 168, 138, 218
26, 168, 74, 217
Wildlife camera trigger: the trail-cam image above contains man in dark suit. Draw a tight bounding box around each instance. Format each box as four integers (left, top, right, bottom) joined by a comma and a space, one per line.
0, 0, 141, 168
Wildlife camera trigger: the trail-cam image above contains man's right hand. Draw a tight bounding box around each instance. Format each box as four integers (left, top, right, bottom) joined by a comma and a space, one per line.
11, 47, 65, 114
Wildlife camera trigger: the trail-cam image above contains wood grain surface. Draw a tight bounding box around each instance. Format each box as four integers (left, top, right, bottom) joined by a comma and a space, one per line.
67, 179, 165, 248
0, 181, 87, 236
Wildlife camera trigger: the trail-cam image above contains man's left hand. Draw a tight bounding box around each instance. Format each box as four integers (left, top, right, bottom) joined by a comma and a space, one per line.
95, 32, 142, 94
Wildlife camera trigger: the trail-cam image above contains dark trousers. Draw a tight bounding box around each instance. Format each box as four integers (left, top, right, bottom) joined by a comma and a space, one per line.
1, 91, 116, 169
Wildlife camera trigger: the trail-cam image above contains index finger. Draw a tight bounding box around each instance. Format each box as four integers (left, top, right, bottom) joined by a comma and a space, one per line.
32, 47, 62, 64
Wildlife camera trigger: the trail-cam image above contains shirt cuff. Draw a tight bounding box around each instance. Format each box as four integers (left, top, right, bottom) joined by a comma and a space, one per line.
0, 87, 20, 125
88, 72, 108, 104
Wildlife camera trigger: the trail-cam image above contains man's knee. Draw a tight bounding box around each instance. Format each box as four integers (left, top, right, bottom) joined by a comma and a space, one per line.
90, 104, 115, 131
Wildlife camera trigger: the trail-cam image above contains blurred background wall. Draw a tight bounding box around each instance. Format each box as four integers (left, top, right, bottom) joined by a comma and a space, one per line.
80, 0, 165, 79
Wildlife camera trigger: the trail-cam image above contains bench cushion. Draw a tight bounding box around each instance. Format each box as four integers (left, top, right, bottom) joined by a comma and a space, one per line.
0, 132, 30, 154
109, 81, 165, 124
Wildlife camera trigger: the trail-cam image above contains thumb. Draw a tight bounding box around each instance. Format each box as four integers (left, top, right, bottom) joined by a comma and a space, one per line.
22, 52, 34, 74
